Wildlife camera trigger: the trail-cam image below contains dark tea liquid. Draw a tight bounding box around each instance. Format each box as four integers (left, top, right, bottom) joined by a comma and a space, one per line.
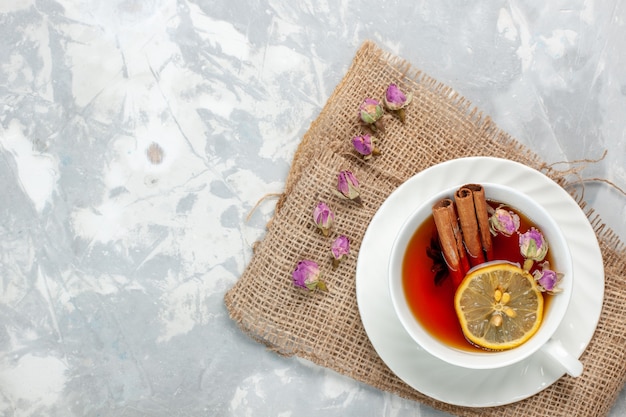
402, 201, 551, 352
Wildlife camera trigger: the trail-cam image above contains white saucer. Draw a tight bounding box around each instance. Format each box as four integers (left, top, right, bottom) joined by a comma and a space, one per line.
355, 157, 604, 407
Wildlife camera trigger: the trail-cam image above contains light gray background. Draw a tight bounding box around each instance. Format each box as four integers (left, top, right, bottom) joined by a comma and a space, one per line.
1, 1, 624, 416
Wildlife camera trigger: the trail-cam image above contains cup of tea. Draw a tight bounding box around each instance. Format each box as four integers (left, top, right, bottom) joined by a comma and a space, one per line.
388, 183, 582, 377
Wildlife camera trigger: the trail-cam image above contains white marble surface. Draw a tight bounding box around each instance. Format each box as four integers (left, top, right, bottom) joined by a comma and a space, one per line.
1, 1, 625, 416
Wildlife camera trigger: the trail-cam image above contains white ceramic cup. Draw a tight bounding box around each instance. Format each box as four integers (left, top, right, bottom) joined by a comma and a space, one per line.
388, 183, 583, 377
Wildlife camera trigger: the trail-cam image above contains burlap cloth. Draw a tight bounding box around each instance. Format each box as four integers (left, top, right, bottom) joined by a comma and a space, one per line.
224, 41, 626, 416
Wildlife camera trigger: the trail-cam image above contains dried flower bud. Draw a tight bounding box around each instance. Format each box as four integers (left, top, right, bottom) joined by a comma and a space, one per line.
351, 134, 380, 160
519, 227, 548, 261
489, 207, 521, 237
532, 261, 563, 294
292, 260, 327, 292
336, 170, 362, 205
383, 84, 412, 122
313, 202, 334, 236
331, 235, 350, 268
359, 98, 384, 124
519, 227, 548, 270
358, 98, 386, 132
384, 84, 411, 109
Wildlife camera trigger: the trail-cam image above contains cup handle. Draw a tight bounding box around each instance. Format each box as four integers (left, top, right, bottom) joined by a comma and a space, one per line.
540, 339, 583, 377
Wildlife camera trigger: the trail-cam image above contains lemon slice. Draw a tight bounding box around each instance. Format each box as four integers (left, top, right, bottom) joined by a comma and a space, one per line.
454, 262, 544, 351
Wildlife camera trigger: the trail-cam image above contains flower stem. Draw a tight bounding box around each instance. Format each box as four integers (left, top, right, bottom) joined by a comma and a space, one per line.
523, 258, 534, 272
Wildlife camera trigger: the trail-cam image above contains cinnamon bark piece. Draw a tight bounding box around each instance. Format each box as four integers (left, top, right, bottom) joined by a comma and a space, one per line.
432, 198, 470, 287
463, 184, 494, 261
454, 187, 486, 266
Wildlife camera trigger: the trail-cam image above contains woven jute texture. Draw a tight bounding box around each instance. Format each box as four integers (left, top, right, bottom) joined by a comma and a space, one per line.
224, 41, 626, 416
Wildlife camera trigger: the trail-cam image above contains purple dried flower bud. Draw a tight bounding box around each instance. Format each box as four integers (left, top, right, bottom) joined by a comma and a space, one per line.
292, 260, 327, 292
532, 261, 563, 294
383, 83, 412, 111
313, 202, 334, 236
336, 170, 362, 204
351, 134, 380, 160
331, 235, 350, 268
519, 227, 549, 262
383, 84, 412, 122
359, 98, 384, 125
489, 207, 521, 237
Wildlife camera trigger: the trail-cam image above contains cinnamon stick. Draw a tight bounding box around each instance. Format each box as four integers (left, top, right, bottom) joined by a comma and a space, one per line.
463, 184, 494, 261
432, 198, 470, 287
454, 187, 485, 266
